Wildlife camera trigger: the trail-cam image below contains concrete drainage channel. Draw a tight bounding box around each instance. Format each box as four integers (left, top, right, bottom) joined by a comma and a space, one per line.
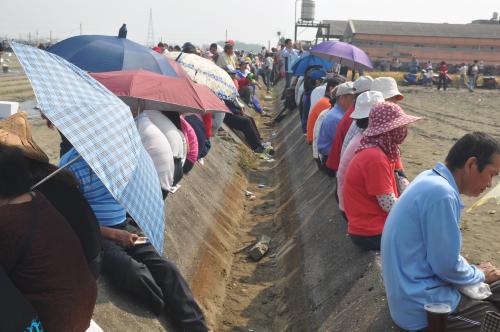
91, 86, 402, 331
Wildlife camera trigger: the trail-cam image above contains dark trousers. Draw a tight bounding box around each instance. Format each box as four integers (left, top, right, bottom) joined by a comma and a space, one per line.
438, 75, 447, 90
101, 221, 208, 332
349, 234, 382, 251
300, 94, 311, 133
223, 113, 263, 151
443, 281, 500, 331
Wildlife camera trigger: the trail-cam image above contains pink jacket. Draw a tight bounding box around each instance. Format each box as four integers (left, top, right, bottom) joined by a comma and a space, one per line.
180, 116, 199, 163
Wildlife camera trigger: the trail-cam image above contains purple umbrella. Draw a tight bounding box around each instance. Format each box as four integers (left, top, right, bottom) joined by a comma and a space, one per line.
311, 41, 373, 70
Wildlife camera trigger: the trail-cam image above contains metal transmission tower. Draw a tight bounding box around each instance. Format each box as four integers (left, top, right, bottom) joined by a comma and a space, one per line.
146, 8, 155, 47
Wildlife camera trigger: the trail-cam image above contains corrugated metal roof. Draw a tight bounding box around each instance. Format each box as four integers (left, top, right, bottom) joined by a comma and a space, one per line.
319, 20, 348, 37
349, 20, 500, 39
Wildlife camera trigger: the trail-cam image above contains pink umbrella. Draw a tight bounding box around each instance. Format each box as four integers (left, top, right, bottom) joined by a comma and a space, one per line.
90, 70, 228, 114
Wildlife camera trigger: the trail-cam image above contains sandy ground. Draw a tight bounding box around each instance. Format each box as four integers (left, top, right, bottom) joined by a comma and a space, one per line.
399, 86, 500, 267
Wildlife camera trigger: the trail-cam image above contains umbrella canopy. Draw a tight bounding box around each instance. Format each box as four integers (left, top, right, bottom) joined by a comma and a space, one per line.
168, 52, 238, 100
90, 70, 228, 114
311, 41, 373, 70
11, 42, 166, 254
291, 54, 334, 76
47, 35, 177, 76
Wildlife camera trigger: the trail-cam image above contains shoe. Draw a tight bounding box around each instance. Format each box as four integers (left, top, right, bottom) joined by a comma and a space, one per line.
262, 141, 272, 148
263, 146, 275, 156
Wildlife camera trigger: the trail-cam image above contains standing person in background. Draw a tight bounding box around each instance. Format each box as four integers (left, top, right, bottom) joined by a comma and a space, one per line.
216, 43, 237, 70
209, 43, 219, 63
468, 60, 479, 92
458, 63, 468, 89
382, 132, 500, 331
437, 61, 448, 91
280, 39, 301, 98
263, 52, 274, 92
409, 56, 420, 74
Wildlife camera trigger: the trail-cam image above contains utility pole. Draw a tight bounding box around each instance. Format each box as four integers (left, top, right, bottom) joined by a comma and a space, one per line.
225, 29, 228, 42
80, 23, 82, 35
146, 8, 155, 47
28, 32, 31, 43
294, 0, 300, 41
36, 30, 39, 44
49, 31, 52, 43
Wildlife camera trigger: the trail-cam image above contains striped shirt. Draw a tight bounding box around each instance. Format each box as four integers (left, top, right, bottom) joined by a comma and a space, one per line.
59, 148, 126, 227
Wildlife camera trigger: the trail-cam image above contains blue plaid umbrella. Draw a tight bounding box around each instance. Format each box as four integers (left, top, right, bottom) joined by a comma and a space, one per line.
11, 42, 166, 254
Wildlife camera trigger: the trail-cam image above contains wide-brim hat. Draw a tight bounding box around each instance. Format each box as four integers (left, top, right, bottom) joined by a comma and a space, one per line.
353, 75, 374, 95
335, 81, 356, 97
371, 77, 404, 101
363, 102, 422, 137
350, 91, 385, 119
0, 112, 49, 162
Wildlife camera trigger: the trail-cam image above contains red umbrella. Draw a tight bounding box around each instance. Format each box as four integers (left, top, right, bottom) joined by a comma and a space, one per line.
90, 70, 228, 114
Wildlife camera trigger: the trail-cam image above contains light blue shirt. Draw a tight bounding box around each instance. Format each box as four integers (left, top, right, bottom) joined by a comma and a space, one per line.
317, 104, 345, 156
381, 162, 485, 331
281, 48, 301, 73
60, 148, 126, 227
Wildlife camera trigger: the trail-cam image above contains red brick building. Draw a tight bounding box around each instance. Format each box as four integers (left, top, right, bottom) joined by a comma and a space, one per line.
318, 19, 500, 65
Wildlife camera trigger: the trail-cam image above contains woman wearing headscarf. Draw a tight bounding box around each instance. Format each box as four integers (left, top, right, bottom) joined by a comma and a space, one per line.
342, 102, 421, 250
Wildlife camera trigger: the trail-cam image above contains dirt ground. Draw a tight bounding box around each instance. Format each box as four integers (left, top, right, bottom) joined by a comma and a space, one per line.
399, 86, 500, 267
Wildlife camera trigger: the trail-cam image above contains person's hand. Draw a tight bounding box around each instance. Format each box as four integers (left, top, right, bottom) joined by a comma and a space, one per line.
478, 262, 500, 284
114, 229, 139, 248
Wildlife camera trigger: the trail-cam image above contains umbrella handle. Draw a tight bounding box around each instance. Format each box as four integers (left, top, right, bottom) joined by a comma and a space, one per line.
30, 155, 82, 190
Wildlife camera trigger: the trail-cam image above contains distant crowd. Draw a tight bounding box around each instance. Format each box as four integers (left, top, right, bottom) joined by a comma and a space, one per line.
273, 40, 500, 331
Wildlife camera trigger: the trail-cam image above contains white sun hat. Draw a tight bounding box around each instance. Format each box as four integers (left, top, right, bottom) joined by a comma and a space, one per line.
350, 91, 385, 119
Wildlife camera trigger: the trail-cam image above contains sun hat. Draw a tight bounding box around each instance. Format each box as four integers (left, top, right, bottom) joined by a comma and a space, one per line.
350, 91, 385, 119
0, 112, 49, 162
363, 101, 421, 137
371, 77, 404, 100
335, 82, 356, 97
353, 75, 373, 94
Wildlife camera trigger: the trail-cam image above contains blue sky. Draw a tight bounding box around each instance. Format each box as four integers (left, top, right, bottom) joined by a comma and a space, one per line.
2, 0, 499, 46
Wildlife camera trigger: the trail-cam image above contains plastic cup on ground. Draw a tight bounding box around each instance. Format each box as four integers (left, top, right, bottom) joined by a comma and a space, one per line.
424, 303, 452, 332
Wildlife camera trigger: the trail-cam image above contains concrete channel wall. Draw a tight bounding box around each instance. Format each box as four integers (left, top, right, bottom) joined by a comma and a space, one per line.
272, 112, 400, 332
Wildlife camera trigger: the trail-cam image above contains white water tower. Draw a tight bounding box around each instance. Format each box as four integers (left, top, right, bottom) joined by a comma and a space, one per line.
301, 0, 316, 21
